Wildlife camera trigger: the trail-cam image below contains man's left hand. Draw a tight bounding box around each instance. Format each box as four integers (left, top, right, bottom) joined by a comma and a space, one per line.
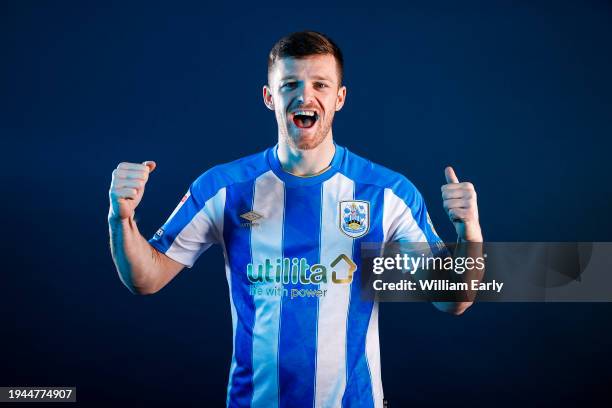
441, 166, 482, 242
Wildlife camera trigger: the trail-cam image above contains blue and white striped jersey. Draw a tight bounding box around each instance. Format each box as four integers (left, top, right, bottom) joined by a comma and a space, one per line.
149, 144, 443, 408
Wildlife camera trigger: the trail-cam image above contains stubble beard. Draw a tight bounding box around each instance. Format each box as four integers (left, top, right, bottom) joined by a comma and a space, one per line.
279, 111, 335, 151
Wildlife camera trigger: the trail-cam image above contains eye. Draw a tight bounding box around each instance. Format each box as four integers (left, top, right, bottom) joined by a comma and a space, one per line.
315, 82, 328, 89
281, 81, 297, 90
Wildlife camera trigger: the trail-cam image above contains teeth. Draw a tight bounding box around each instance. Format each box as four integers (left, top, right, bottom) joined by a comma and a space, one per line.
294, 110, 316, 117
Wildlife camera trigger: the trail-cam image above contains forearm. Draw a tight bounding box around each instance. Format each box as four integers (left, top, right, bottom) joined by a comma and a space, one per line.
433, 235, 485, 315
108, 215, 160, 294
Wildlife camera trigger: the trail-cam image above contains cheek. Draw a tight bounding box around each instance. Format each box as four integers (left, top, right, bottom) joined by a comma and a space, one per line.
274, 100, 288, 116
321, 95, 338, 112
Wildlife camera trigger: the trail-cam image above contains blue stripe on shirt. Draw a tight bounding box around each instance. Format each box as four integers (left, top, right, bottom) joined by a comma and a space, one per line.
278, 184, 322, 408
342, 182, 384, 408
224, 179, 257, 407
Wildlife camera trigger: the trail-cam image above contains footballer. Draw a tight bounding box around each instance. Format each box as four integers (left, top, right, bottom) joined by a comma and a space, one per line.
108, 31, 482, 408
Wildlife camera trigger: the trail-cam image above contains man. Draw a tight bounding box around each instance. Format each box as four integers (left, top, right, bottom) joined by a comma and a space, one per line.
108, 31, 482, 408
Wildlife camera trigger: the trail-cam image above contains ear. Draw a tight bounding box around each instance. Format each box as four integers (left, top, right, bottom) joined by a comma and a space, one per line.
263, 85, 275, 111
335, 85, 347, 111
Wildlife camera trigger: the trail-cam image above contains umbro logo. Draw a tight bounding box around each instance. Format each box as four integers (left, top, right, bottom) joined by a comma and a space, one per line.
239, 211, 263, 227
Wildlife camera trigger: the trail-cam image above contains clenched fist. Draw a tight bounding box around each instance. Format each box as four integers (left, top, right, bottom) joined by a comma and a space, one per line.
441, 166, 482, 242
108, 161, 156, 221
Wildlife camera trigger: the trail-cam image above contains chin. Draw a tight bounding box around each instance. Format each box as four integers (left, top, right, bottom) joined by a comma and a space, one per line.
291, 128, 330, 151
293, 133, 325, 150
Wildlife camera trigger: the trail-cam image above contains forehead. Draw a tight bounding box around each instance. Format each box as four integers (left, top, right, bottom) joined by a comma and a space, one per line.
270, 54, 339, 83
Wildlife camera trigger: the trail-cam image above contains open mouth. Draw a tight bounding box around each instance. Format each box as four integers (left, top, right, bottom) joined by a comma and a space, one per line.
292, 110, 319, 129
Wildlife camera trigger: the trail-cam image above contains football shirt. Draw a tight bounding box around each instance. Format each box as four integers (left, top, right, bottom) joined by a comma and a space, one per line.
149, 144, 443, 408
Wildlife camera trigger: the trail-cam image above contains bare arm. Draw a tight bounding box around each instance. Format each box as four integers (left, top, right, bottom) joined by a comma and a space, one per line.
432, 237, 484, 315
434, 166, 484, 315
108, 215, 184, 295
108, 161, 184, 295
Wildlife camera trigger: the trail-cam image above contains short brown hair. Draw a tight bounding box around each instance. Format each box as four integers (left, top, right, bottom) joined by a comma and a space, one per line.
268, 31, 344, 85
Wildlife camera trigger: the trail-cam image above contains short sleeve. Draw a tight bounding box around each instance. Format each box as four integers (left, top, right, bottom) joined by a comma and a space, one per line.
384, 177, 449, 257
149, 171, 225, 268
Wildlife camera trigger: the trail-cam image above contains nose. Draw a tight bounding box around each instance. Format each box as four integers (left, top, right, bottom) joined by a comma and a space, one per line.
295, 83, 315, 106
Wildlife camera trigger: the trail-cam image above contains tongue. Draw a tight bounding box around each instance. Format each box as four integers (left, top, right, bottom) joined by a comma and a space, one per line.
294, 115, 315, 129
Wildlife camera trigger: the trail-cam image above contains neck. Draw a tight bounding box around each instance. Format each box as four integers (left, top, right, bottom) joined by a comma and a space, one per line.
277, 133, 335, 176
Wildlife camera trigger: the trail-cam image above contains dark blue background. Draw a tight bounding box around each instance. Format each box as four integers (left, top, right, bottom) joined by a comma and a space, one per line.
2, 1, 611, 407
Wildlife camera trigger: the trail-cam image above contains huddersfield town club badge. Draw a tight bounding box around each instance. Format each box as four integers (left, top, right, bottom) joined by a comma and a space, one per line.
339, 200, 370, 238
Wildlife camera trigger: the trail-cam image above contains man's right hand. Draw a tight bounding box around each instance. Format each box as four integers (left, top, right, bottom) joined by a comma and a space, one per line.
108, 161, 156, 221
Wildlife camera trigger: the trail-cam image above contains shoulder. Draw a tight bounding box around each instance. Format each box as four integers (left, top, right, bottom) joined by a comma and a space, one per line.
190, 148, 271, 201
339, 146, 423, 204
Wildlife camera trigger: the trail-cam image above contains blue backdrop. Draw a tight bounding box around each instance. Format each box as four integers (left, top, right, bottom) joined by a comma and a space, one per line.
2, 1, 611, 406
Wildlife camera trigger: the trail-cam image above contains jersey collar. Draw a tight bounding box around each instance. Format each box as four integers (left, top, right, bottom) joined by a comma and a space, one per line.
267, 143, 345, 187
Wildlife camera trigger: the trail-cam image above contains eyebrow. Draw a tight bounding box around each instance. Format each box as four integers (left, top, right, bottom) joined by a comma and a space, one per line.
280, 75, 333, 82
